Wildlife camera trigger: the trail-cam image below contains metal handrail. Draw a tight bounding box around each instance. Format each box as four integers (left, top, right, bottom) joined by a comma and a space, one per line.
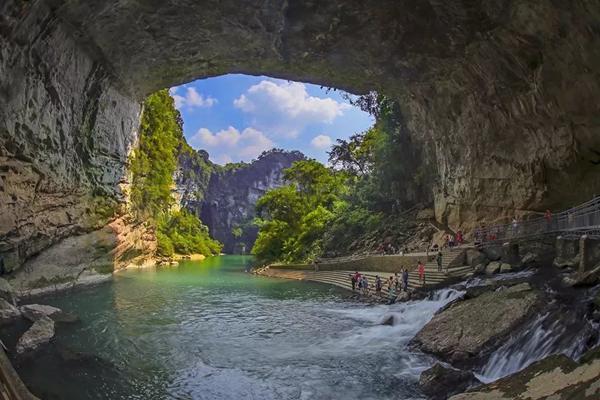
475, 196, 600, 244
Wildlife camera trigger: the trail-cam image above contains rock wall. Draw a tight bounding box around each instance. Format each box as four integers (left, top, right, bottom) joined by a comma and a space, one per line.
397, 1, 600, 230
0, 0, 144, 275
179, 150, 304, 254
36, 0, 600, 229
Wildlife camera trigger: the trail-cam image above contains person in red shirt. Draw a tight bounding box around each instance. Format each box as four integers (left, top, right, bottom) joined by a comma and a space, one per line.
417, 261, 425, 285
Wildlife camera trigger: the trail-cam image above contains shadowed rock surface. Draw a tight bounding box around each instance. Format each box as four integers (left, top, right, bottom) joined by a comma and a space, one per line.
420, 363, 480, 400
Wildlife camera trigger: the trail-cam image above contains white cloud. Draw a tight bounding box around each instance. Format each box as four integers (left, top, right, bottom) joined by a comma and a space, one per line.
170, 87, 217, 110
233, 80, 349, 137
310, 134, 333, 150
188, 126, 274, 164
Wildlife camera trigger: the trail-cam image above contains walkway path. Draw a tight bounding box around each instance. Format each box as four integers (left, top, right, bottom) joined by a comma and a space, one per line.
478, 196, 600, 245
259, 246, 474, 296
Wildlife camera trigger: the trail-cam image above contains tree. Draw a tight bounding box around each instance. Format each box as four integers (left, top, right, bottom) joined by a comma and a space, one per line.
252, 160, 347, 264
328, 127, 379, 176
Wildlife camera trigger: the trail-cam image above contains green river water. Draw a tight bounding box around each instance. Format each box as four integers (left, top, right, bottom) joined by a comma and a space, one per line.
6, 256, 463, 400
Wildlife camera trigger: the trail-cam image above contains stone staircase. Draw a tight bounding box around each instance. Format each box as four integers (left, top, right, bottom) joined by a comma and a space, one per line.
302, 246, 473, 293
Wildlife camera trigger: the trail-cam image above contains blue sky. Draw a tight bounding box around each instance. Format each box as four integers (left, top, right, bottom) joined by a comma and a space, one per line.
169, 74, 373, 165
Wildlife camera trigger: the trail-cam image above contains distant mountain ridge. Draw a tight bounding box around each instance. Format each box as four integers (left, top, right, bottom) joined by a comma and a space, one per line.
175, 148, 306, 253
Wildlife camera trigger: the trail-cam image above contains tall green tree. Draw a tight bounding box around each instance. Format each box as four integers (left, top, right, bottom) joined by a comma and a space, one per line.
252, 160, 346, 264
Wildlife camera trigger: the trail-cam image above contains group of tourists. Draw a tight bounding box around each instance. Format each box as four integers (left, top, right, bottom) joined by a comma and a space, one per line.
375, 242, 401, 255
444, 231, 463, 248
349, 260, 429, 304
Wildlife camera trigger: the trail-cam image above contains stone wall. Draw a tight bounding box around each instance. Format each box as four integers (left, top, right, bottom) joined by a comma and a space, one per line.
0, 0, 142, 273
271, 254, 434, 273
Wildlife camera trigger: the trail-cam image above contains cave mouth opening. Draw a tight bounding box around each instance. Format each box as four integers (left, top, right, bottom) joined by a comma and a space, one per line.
165, 73, 375, 254
167, 73, 374, 166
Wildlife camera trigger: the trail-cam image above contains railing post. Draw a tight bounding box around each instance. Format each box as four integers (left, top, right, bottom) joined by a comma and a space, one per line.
579, 235, 600, 273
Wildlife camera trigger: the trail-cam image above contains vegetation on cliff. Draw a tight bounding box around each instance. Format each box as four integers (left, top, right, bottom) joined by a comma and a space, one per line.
253, 93, 432, 264
252, 160, 347, 263
130, 90, 221, 257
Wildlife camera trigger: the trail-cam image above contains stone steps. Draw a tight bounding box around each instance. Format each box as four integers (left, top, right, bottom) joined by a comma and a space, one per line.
304, 265, 473, 291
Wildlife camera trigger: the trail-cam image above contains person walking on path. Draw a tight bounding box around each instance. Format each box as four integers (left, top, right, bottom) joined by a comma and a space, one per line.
402, 268, 409, 291
417, 261, 426, 285
436, 251, 443, 272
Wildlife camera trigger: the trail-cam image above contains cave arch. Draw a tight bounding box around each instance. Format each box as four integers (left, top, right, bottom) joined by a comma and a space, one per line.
1, 0, 600, 271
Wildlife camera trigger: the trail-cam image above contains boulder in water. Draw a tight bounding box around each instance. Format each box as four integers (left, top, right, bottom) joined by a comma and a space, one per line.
449, 348, 600, 399
381, 315, 395, 326
553, 254, 580, 269
396, 291, 411, 302
413, 289, 539, 363
482, 247, 502, 262
485, 262, 501, 275
420, 363, 479, 400
0, 298, 20, 324
503, 282, 531, 293
520, 253, 537, 267
499, 263, 513, 273
16, 316, 55, 354
473, 263, 487, 275
464, 284, 495, 299
20, 304, 78, 323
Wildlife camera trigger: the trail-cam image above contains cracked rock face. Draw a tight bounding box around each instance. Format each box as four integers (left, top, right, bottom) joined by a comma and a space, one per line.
2, 0, 600, 272
178, 150, 304, 254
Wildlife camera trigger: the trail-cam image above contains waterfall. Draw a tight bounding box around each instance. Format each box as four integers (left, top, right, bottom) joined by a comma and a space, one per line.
476, 307, 594, 383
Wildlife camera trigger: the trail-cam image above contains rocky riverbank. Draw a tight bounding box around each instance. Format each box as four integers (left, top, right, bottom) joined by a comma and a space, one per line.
258, 238, 600, 399
0, 279, 78, 351
410, 241, 600, 399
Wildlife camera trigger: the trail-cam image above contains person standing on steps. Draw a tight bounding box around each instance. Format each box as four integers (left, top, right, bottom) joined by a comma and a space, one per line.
417, 261, 425, 285
394, 272, 400, 292
375, 275, 382, 295
350, 273, 357, 291
456, 230, 463, 245
387, 284, 396, 305
436, 251, 443, 272
402, 268, 409, 292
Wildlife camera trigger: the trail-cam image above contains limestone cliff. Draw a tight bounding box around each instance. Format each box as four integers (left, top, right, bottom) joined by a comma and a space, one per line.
0, 0, 152, 284
177, 150, 305, 254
